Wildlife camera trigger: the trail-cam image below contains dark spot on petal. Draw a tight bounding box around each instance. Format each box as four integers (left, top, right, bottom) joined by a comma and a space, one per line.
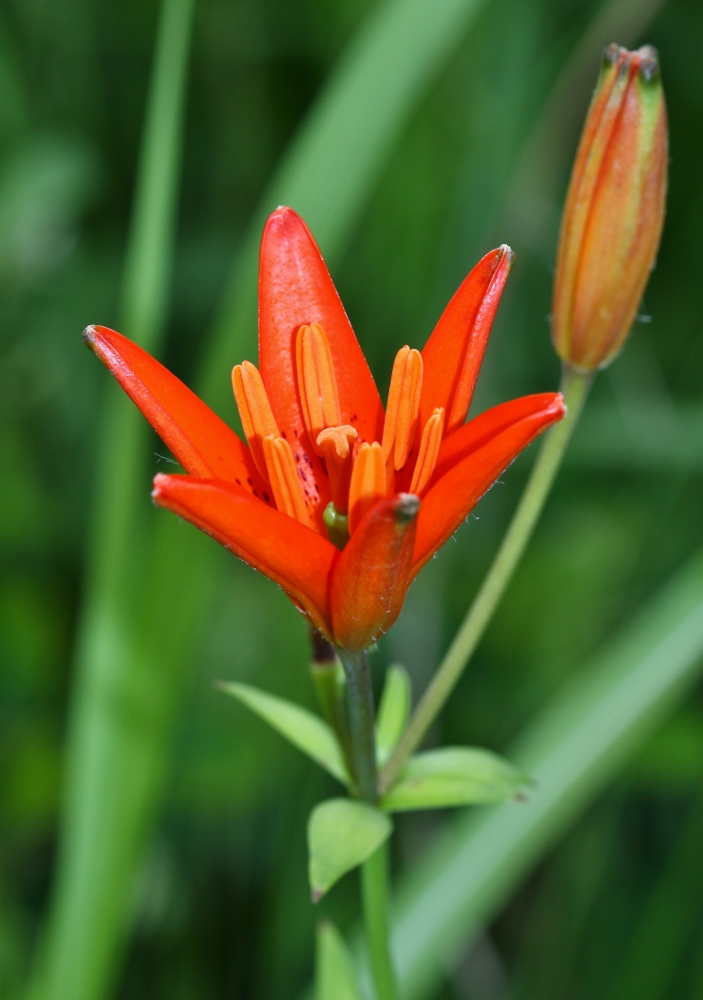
247, 477, 253, 486
263, 491, 270, 503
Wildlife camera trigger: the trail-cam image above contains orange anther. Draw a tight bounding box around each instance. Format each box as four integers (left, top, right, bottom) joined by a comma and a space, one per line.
317, 424, 358, 514
381, 346, 423, 471
296, 323, 341, 450
348, 441, 386, 534
232, 361, 280, 480
262, 435, 311, 528
410, 407, 445, 496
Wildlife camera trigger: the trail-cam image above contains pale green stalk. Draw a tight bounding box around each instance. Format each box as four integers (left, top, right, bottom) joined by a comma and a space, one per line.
380, 364, 593, 794
338, 649, 397, 1000
361, 843, 398, 1000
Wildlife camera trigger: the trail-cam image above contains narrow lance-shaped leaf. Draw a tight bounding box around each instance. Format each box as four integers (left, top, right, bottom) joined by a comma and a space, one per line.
308, 799, 393, 902
376, 665, 412, 765
381, 747, 527, 812
218, 682, 349, 785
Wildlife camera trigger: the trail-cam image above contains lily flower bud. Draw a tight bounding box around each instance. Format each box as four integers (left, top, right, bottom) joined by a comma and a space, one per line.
551, 43, 668, 371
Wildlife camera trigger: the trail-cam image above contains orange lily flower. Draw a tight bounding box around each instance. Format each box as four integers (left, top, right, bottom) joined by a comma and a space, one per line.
85, 207, 565, 651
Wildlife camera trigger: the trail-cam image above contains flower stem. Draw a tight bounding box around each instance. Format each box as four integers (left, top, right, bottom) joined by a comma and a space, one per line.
338, 649, 397, 1000
380, 364, 593, 794
361, 841, 397, 1000
338, 648, 378, 804
309, 630, 357, 787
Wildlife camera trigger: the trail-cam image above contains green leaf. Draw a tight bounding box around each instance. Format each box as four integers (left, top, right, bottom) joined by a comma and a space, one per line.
376, 665, 411, 765
381, 747, 526, 812
316, 921, 363, 1000
218, 682, 348, 785
308, 799, 393, 902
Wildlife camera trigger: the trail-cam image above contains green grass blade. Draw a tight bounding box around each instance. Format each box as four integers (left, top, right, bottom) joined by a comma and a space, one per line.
200, 0, 489, 403
316, 921, 363, 1000
603, 786, 703, 1000
27, 1, 196, 998
30, 1, 510, 997
388, 550, 703, 1000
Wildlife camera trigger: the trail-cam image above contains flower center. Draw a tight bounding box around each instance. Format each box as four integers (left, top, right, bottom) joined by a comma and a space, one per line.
316, 424, 357, 513
232, 331, 446, 540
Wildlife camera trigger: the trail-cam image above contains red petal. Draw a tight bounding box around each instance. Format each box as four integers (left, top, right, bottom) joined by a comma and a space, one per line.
258, 208, 385, 521
330, 494, 419, 651
152, 474, 336, 636
84, 325, 267, 495
419, 246, 514, 436
411, 393, 565, 576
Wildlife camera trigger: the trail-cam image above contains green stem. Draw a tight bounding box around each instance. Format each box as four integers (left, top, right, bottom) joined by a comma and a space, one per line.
361, 841, 397, 1000
337, 649, 397, 1000
380, 364, 593, 794
338, 648, 378, 804
309, 631, 357, 787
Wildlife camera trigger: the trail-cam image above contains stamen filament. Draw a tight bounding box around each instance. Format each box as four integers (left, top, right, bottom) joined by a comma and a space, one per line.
316, 424, 357, 513
262, 435, 311, 527
232, 361, 280, 480
348, 441, 386, 534
382, 346, 423, 471
296, 323, 342, 451
409, 407, 445, 496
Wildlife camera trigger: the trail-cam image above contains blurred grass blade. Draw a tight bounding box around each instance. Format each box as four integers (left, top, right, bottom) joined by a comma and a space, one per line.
376, 665, 412, 765
200, 0, 490, 401
316, 921, 363, 1000
32, 0, 502, 997
28, 0, 196, 998
388, 550, 703, 1000
604, 786, 703, 1000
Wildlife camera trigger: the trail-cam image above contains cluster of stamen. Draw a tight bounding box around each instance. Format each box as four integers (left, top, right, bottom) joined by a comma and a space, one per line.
232, 325, 445, 546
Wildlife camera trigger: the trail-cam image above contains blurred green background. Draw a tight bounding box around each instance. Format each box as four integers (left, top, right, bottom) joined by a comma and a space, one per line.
2, 0, 703, 998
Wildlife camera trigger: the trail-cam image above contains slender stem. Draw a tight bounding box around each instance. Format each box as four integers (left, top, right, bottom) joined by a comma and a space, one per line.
337, 649, 397, 1000
338, 648, 378, 803
361, 841, 397, 1000
309, 630, 357, 787
380, 364, 593, 793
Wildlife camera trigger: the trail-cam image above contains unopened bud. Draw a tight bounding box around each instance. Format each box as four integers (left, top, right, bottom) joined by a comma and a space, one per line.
551, 44, 668, 371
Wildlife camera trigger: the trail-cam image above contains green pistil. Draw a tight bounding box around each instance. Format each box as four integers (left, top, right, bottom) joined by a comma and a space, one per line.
323, 502, 350, 550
